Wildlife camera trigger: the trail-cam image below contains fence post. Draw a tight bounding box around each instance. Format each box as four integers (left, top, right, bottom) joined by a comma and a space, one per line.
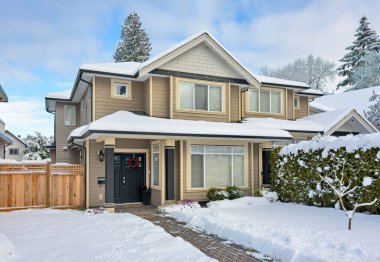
46, 162, 51, 207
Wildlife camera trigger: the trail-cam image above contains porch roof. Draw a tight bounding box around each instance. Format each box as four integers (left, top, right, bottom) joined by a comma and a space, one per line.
68, 111, 293, 142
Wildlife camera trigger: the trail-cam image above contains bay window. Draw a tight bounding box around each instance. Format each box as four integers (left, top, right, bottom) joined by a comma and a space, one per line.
249, 89, 282, 113
190, 145, 245, 188
179, 81, 223, 112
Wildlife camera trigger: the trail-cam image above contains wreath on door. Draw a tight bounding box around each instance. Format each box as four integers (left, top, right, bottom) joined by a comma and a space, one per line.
128, 157, 141, 168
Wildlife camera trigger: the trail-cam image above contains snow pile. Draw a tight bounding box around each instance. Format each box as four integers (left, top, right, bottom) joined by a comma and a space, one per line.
263, 191, 279, 202
207, 197, 270, 209
280, 133, 380, 157
166, 197, 380, 262
0, 233, 14, 259
158, 200, 201, 214
0, 209, 213, 261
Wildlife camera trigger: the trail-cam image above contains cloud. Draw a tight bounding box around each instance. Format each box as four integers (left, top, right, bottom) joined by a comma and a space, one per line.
0, 97, 53, 137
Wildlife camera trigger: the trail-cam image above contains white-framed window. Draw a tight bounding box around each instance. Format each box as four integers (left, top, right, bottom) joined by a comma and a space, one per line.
294, 96, 300, 109
9, 148, 19, 155
115, 83, 129, 97
179, 81, 223, 112
64, 105, 76, 126
248, 89, 282, 113
190, 145, 245, 188
152, 144, 160, 186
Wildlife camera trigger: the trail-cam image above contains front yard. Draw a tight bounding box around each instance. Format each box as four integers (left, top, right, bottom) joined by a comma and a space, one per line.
164, 197, 380, 262
0, 209, 213, 262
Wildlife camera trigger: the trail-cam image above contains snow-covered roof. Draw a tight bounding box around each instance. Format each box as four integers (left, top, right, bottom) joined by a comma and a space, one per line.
0, 84, 8, 102
296, 88, 324, 97
68, 111, 293, 141
5, 130, 27, 146
0, 131, 13, 144
244, 118, 324, 133
80, 62, 141, 76
252, 74, 310, 88
46, 89, 72, 100
309, 86, 380, 113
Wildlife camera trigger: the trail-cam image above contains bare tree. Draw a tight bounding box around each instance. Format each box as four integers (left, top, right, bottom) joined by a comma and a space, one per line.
317, 160, 377, 230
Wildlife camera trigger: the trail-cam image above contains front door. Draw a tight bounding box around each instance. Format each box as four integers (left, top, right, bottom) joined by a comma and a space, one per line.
262, 150, 271, 185
114, 153, 146, 204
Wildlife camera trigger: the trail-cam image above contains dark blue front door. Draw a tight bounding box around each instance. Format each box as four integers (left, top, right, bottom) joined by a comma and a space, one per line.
114, 153, 146, 203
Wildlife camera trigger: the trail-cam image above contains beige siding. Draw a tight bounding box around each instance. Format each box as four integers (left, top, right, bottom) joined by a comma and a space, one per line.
94, 76, 145, 120
172, 77, 230, 122
50, 149, 56, 164
295, 96, 309, 119
0, 144, 4, 159
230, 84, 240, 122
151, 189, 161, 206
4, 131, 27, 161
79, 86, 92, 125
287, 89, 294, 120
88, 140, 105, 207
144, 78, 150, 115
55, 102, 80, 164
151, 77, 170, 118
159, 42, 243, 79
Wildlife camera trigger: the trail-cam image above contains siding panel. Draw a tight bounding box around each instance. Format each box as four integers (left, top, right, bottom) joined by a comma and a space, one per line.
152, 77, 170, 118
295, 96, 309, 119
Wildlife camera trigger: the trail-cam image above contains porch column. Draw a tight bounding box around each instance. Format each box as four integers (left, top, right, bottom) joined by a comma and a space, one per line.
104, 139, 115, 206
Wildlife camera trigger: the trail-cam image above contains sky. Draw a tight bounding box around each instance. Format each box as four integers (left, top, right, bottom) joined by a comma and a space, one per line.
0, 0, 379, 138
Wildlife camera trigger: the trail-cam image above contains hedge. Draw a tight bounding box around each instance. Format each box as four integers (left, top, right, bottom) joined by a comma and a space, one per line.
270, 134, 380, 214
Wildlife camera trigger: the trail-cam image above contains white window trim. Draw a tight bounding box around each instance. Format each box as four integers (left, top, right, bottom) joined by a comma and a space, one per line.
178, 80, 224, 113
110, 79, 132, 100
190, 145, 246, 189
151, 142, 161, 189
9, 148, 19, 155
64, 105, 76, 127
294, 96, 300, 110
248, 88, 283, 114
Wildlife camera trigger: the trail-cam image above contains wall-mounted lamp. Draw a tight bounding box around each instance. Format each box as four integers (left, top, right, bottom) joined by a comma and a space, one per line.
98, 150, 104, 161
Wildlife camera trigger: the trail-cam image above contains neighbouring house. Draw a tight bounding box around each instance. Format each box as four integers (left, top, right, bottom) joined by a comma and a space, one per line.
0, 85, 13, 159
4, 130, 27, 161
44, 31, 378, 208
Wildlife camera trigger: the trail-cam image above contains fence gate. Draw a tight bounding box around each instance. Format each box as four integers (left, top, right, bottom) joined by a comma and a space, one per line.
0, 163, 84, 210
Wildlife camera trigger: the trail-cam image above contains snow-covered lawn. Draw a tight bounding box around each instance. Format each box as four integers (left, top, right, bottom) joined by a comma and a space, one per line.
165, 197, 380, 262
0, 209, 213, 262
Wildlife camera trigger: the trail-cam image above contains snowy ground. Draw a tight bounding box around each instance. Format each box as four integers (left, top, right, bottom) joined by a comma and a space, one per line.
165, 197, 380, 262
0, 209, 213, 262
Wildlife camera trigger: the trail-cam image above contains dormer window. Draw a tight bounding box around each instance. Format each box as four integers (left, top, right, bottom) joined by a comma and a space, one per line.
248, 88, 283, 114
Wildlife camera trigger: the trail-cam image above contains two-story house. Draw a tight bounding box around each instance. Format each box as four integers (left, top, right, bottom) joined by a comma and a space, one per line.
45, 31, 377, 208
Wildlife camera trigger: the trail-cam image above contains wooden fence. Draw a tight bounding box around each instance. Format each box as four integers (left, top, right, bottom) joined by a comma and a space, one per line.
0, 163, 84, 210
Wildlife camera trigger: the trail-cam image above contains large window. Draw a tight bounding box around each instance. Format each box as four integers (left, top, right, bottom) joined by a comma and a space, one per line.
179, 81, 223, 112
248, 89, 282, 113
190, 145, 245, 188
64, 105, 76, 126
152, 144, 160, 186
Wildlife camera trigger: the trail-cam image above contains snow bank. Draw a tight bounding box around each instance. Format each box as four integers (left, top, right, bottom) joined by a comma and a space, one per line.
0, 209, 213, 261
167, 198, 380, 262
280, 133, 380, 157
207, 196, 270, 209
0, 233, 14, 260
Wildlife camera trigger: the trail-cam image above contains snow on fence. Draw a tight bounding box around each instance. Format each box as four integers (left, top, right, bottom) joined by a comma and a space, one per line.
0, 162, 84, 210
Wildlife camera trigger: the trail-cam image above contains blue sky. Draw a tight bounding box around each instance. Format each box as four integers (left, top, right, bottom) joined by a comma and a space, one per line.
0, 0, 379, 137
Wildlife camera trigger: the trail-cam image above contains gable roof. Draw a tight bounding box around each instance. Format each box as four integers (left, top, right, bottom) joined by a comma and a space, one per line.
0, 84, 8, 102
5, 130, 27, 147
310, 86, 380, 113
0, 131, 13, 145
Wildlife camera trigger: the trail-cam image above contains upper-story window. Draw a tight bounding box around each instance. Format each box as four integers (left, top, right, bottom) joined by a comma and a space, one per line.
111, 79, 132, 100
64, 105, 76, 126
294, 96, 300, 110
248, 89, 282, 114
9, 148, 19, 155
179, 81, 223, 112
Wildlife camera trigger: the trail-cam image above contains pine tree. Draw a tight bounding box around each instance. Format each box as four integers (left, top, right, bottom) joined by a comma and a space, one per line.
337, 16, 380, 89
22, 132, 53, 160
364, 91, 380, 129
113, 12, 152, 63
351, 51, 380, 90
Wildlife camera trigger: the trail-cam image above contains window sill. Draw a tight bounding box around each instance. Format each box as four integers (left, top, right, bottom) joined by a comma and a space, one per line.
151, 185, 161, 190
186, 186, 249, 193
175, 108, 226, 116
244, 111, 285, 117
110, 96, 132, 101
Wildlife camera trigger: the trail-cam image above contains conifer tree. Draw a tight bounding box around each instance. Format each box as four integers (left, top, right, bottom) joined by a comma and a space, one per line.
364, 91, 380, 129
337, 16, 380, 89
114, 12, 151, 63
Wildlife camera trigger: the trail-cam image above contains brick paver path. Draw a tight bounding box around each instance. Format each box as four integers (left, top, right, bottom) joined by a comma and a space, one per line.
117, 205, 262, 262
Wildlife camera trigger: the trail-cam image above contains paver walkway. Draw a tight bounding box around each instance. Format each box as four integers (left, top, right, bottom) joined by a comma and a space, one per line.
117, 205, 262, 262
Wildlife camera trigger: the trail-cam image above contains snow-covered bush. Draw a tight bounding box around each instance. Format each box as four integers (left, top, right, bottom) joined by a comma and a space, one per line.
207, 186, 245, 201
271, 134, 380, 214
158, 200, 200, 214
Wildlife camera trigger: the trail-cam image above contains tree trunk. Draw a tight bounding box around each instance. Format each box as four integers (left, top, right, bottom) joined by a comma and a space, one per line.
348, 218, 352, 230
